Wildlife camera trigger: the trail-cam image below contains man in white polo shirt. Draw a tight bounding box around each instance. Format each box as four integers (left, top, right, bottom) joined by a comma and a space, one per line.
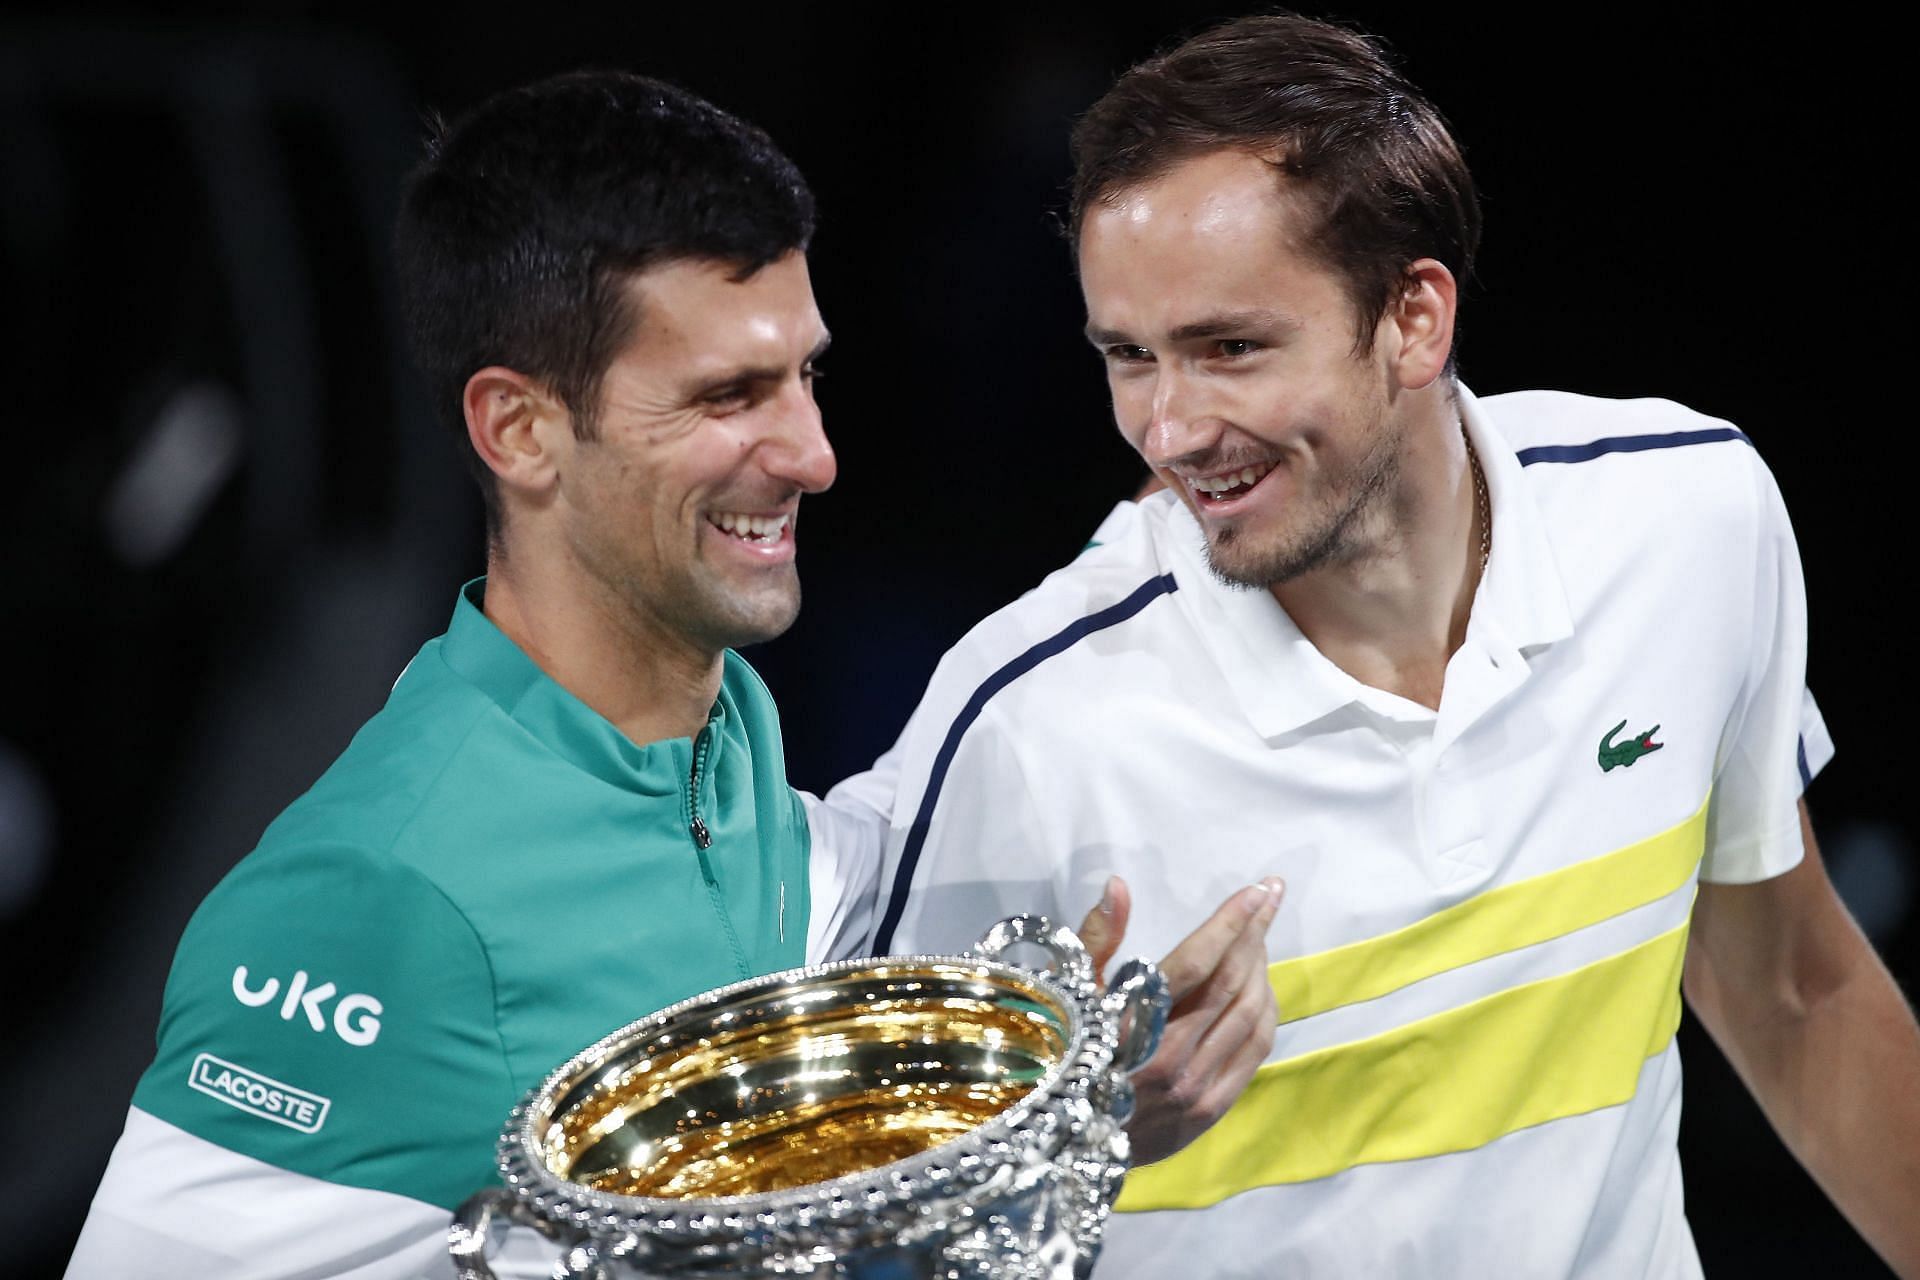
857, 14, 1920, 1277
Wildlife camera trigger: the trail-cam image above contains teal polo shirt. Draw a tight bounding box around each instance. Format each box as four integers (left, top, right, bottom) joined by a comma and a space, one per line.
133, 581, 811, 1210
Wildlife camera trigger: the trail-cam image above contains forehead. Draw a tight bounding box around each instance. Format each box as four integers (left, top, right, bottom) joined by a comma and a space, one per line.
1077, 150, 1343, 324
615, 251, 823, 375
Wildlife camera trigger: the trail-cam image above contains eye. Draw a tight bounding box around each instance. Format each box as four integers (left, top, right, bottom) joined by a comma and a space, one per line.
701, 383, 753, 408
1214, 339, 1262, 359
697, 381, 765, 416
802, 361, 826, 383
1103, 344, 1154, 365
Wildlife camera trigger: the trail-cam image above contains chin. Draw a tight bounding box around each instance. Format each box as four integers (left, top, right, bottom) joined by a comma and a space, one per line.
702, 584, 803, 650
1203, 524, 1334, 590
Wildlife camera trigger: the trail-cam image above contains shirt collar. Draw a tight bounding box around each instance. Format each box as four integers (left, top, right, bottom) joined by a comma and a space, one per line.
1160, 381, 1574, 741
1161, 512, 1359, 739
1459, 382, 1574, 656
435, 578, 723, 794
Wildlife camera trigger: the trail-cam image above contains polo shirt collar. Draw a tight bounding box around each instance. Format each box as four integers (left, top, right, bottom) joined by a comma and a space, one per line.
1163, 381, 1573, 741
1164, 517, 1358, 739
1460, 382, 1574, 656
436, 578, 721, 795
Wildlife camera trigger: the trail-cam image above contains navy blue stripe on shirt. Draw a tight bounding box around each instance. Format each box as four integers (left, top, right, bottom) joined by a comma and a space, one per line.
1516, 427, 1752, 467
871, 572, 1180, 955
1797, 735, 1812, 791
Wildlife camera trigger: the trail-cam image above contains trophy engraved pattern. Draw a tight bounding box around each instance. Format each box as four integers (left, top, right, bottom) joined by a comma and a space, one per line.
450, 916, 1169, 1279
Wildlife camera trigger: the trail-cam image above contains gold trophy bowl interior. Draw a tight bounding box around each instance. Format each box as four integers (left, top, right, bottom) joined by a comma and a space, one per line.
531, 960, 1075, 1200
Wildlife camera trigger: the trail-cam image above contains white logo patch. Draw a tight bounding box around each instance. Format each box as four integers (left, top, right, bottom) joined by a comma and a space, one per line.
188, 1053, 331, 1133
231, 966, 383, 1047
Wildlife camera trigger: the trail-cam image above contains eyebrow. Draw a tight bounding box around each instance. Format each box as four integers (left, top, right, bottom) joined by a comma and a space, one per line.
1085, 309, 1293, 347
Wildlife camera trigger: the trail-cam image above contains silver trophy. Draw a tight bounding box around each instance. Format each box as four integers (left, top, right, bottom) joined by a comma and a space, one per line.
449, 915, 1169, 1279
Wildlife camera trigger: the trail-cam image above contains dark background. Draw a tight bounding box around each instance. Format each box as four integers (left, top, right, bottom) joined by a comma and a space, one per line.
2, 5, 1909, 1275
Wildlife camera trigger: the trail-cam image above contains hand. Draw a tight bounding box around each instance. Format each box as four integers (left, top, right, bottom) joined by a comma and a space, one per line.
1076, 874, 1284, 1166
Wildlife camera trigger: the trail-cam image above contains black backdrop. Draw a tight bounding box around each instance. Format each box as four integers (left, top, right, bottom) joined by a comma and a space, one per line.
1, 5, 1908, 1275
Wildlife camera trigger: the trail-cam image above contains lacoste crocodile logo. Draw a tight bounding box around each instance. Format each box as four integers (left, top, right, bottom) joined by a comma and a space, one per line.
1598, 720, 1664, 772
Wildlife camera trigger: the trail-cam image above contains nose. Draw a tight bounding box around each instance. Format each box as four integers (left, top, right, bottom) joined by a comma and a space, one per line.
1139, 365, 1221, 469
766, 381, 837, 494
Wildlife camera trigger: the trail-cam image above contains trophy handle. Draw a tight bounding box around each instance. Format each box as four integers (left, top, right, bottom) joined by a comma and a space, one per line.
450, 1187, 607, 1280
973, 914, 1095, 988
1103, 957, 1170, 1073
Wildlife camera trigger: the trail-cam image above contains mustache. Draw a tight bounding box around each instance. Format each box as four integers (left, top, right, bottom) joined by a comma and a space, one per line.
1169, 449, 1283, 477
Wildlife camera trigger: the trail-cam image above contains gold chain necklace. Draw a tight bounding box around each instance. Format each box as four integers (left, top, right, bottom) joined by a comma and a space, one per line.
1464, 429, 1491, 574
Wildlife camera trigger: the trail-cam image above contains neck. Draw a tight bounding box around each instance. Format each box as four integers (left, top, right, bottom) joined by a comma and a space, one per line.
1271, 393, 1484, 710
481, 550, 724, 747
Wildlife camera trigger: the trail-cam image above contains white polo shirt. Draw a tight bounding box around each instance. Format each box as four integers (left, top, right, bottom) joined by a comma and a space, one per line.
862, 385, 1833, 1279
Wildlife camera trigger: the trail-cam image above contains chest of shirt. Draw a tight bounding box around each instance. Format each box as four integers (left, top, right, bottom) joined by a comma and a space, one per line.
1008, 574, 1744, 968
406, 743, 806, 1094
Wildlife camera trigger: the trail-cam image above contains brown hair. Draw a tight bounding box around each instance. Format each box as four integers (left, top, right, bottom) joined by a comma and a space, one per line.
1069, 13, 1481, 355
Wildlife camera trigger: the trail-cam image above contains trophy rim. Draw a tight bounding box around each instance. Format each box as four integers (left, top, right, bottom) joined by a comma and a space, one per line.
493, 945, 1110, 1241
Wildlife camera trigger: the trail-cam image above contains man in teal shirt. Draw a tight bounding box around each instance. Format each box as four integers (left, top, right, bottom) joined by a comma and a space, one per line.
68, 71, 832, 1275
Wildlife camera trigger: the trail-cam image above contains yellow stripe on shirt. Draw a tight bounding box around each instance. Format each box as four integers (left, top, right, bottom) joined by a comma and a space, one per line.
1270, 795, 1707, 1024
1117, 916, 1692, 1212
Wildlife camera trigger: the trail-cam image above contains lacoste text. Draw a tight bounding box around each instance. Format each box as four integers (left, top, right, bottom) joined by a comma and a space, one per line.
189, 1053, 331, 1133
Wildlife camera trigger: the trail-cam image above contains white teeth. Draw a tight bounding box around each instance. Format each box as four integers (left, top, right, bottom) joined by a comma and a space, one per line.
708, 512, 790, 542
1191, 462, 1275, 495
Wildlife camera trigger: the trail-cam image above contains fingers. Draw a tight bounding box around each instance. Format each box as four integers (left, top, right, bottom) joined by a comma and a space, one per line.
1180, 935, 1282, 1091
1138, 878, 1283, 1100
1158, 877, 1285, 1002
1121, 881, 1286, 1164
1075, 876, 1132, 976
1184, 877, 1284, 1015
1125, 963, 1279, 1164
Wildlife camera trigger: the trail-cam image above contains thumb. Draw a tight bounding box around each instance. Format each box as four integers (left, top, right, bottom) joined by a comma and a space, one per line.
1075, 875, 1131, 978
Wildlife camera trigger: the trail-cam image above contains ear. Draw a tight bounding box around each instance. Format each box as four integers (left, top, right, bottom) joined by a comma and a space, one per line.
462, 367, 570, 496
1384, 259, 1458, 392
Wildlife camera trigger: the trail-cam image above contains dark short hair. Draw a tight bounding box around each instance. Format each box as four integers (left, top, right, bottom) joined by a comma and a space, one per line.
395, 70, 816, 533
1069, 13, 1480, 358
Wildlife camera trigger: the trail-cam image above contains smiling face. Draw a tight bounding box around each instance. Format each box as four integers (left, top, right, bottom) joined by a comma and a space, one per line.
1079, 148, 1413, 588
555, 251, 835, 654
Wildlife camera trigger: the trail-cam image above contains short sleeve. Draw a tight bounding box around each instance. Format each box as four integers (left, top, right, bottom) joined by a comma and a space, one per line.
132, 842, 517, 1211
1700, 455, 1830, 884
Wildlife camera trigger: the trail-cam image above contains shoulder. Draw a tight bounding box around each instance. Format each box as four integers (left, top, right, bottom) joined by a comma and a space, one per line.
885, 497, 1192, 826
193, 834, 474, 929
135, 839, 510, 1208
1480, 387, 1780, 544
265, 640, 500, 857
925, 495, 1186, 702
1475, 387, 1747, 458
154, 632, 514, 1039
159, 841, 488, 1047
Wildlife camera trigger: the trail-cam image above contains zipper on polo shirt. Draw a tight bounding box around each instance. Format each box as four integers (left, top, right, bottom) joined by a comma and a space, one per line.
685, 723, 746, 975
687, 726, 713, 850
